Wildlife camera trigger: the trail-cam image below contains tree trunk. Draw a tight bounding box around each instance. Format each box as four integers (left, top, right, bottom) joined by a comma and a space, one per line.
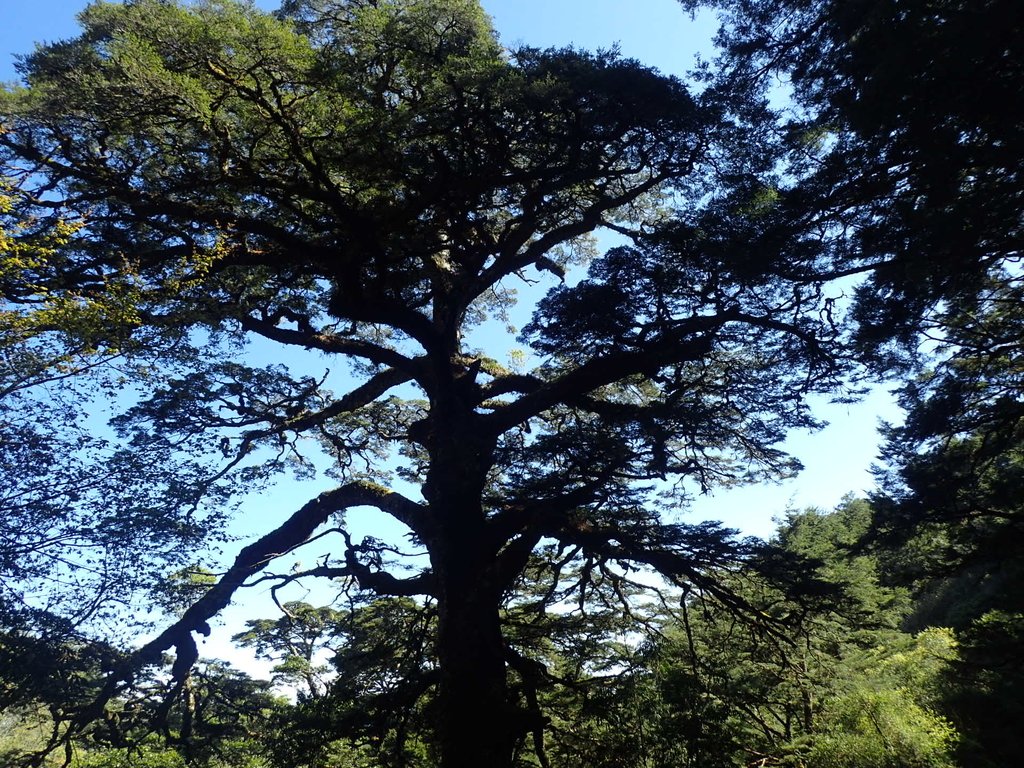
423, 396, 515, 768
435, 560, 515, 768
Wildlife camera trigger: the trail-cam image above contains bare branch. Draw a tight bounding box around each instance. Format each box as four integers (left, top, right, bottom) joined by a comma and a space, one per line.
235, 314, 420, 374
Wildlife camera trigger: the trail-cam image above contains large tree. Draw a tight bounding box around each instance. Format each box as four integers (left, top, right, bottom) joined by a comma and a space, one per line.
869, 272, 1024, 766
1, 1, 848, 765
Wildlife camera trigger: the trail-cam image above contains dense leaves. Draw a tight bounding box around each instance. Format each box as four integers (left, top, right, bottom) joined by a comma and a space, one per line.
0, 1, 855, 764
681, 4, 1024, 760
687, 0, 1023, 364
1, 0, 1019, 765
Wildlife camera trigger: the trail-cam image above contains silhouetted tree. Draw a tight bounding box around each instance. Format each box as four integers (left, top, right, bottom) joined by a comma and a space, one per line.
1, 1, 855, 764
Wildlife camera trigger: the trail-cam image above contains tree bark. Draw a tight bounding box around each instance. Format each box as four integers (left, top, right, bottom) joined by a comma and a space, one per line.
423, 391, 516, 768
434, 558, 516, 768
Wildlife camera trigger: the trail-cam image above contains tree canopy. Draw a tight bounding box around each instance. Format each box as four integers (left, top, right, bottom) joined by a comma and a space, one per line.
685, 0, 1023, 363
2, 0, 1020, 765
0, 0, 856, 765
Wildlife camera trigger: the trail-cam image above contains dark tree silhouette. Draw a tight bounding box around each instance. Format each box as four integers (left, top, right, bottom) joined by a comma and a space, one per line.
1, 1, 851, 764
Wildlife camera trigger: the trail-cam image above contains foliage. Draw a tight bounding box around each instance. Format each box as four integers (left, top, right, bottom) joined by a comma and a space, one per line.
234, 602, 348, 699
0, 1, 859, 765
804, 686, 956, 768
635, 500, 958, 768
73, 743, 189, 768
869, 279, 1024, 766
684, 2, 1022, 763
684, 0, 1024, 366
1, 174, 245, 638
262, 597, 437, 768
0, 624, 282, 768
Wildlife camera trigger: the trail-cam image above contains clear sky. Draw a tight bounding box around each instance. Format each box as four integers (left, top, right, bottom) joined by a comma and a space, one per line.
2, 0, 900, 676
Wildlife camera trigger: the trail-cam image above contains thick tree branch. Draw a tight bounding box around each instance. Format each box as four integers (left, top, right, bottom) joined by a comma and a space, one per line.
483, 314, 730, 434
233, 365, 414, 452
68, 481, 429, 736
474, 171, 672, 302
487, 482, 614, 590
235, 314, 421, 374
478, 373, 543, 401
249, 562, 436, 598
